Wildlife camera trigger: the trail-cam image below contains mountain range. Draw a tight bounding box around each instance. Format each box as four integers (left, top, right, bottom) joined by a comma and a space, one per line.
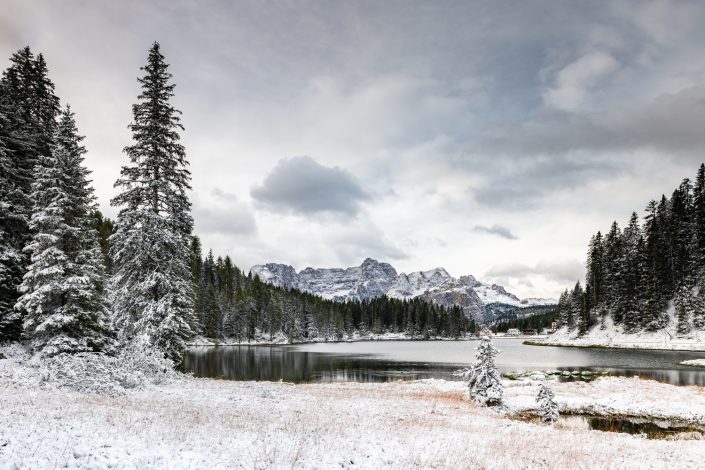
250, 258, 556, 322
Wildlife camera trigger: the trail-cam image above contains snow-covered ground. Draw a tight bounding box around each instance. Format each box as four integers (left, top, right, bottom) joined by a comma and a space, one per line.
189, 331, 469, 346
2, 345, 705, 469
535, 315, 705, 351
682, 359, 705, 367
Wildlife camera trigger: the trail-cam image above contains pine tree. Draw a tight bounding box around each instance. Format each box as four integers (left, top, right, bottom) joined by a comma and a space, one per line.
643, 200, 669, 330
675, 286, 693, 336
622, 213, 646, 331
0, 47, 60, 340
585, 232, 604, 313
603, 222, 624, 324
695, 164, 705, 272
109, 42, 195, 363
536, 383, 559, 423
570, 282, 583, 333
669, 180, 695, 289
15, 106, 107, 356
455, 336, 503, 406
0, 102, 24, 339
91, 211, 114, 275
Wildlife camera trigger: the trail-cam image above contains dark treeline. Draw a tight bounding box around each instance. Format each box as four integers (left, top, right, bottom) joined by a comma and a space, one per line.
190, 238, 477, 342
493, 306, 558, 333
557, 165, 705, 335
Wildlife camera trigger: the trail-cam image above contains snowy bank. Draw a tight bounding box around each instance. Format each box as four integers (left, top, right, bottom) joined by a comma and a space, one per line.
681, 359, 705, 367
533, 316, 705, 352
188, 331, 472, 347
2, 348, 705, 469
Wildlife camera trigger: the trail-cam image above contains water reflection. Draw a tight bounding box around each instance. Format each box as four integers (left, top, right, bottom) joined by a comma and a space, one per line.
558, 414, 705, 439
183, 340, 705, 386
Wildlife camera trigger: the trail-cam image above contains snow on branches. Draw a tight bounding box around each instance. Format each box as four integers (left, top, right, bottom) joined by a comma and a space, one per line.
454, 336, 503, 406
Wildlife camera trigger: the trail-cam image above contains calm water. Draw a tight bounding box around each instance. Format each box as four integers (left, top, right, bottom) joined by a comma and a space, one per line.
183, 339, 705, 386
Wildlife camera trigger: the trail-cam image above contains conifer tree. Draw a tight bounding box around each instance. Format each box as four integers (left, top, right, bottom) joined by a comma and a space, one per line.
675, 286, 693, 336
0, 104, 23, 339
570, 282, 583, 332
0, 47, 60, 340
109, 42, 195, 363
455, 336, 503, 406
621, 213, 646, 331
15, 106, 107, 356
536, 383, 559, 423
694, 164, 705, 272
585, 232, 604, 312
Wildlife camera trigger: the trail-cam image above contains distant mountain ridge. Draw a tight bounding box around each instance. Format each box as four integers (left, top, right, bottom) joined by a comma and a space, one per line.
250, 258, 556, 322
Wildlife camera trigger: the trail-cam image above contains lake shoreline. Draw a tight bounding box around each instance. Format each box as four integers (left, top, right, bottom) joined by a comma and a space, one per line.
525, 339, 705, 353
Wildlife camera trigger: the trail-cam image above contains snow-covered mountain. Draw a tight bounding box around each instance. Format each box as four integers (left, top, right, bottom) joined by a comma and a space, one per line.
250, 258, 556, 322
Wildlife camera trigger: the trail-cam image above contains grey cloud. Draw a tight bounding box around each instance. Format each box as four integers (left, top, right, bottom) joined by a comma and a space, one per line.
464, 86, 705, 209
486, 259, 584, 285
251, 156, 370, 216
194, 191, 257, 236
471, 86, 705, 158
468, 154, 623, 210
472, 224, 517, 240
328, 225, 408, 264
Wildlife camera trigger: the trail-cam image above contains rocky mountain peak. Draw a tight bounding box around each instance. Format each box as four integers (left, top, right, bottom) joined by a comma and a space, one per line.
249, 258, 557, 322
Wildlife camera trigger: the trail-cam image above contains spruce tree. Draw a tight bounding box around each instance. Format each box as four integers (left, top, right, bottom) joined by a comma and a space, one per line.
622, 213, 646, 331
675, 286, 693, 336
536, 383, 559, 423
570, 282, 583, 332
109, 42, 195, 363
0, 47, 60, 340
603, 222, 624, 324
455, 336, 503, 406
585, 232, 604, 313
0, 103, 24, 339
15, 106, 107, 356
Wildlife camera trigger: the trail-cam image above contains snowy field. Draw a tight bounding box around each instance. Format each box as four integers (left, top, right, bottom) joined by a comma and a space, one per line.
2, 347, 705, 469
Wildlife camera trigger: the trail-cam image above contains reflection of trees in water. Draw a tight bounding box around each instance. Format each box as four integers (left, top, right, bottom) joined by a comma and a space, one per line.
183, 346, 705, 385
183, 346, 455, 383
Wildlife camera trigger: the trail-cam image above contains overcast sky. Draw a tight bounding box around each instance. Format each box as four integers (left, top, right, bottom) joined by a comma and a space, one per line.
3, 0, 705, 298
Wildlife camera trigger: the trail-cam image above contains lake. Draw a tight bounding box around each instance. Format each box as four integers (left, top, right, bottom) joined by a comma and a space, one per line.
183, 339, 705, 386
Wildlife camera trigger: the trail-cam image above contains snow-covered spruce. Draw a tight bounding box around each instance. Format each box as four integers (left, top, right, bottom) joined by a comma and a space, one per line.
536, 383, 559, 423
0, 47, 60, 342
109, 42, 195, 363
454, 336, 503, 406
14, 106, 108, 357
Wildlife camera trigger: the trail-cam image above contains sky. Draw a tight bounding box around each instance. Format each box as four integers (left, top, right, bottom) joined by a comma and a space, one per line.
2, 0, 705, 299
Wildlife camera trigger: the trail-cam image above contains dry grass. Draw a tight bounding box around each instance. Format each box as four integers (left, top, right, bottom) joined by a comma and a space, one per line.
2, 378, 705, 469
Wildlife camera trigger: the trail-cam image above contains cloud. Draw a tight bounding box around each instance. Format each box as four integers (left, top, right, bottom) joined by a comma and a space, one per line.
472, 224, 517, 240
251, 156, 371, 216
326, 220, 409, 264
193, 189, 257, 236
486, 258, 584, 285
462, 84, 705, 210
543, 52, 619, 110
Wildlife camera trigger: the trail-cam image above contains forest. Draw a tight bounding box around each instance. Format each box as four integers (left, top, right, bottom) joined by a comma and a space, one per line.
187, 238, 475, 343
556, 166, 705, 335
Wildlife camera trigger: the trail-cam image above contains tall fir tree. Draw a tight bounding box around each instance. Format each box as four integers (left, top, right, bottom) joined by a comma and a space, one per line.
15, 106, 107, 355
0, 47, 60, 340
109, 42, 195, 363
